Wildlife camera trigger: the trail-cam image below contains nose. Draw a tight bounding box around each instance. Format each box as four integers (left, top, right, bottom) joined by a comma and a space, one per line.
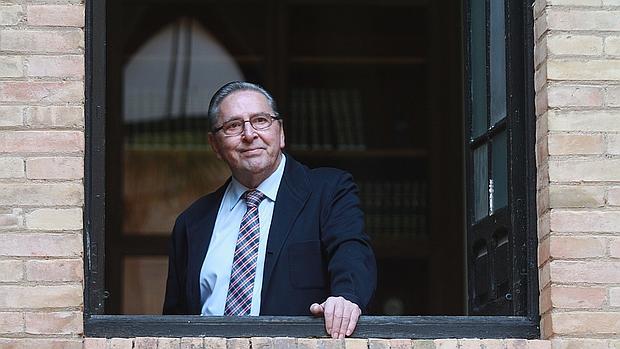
241, 120, 257, 140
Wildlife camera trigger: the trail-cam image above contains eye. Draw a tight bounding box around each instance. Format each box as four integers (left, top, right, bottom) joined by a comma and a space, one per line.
252, 115, 270, 127
224, 119, 243, 131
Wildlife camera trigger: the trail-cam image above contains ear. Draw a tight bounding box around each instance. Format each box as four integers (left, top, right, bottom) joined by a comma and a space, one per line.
279, 121, 285, 149
208, 133, 223, 160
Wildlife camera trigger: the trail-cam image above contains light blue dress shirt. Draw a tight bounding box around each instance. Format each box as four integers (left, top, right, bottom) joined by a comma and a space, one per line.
199, 154, 286, 315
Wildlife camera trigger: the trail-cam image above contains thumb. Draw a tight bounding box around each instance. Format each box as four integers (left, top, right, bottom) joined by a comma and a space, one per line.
309, 302, 325, 316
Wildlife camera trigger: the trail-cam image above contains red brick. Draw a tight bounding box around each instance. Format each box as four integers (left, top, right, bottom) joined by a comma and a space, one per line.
26, 106, 83, 128
27, 5, 84, 27
0, 81, 83, 103
0, 285, 82, 308
0, 29, 83, 53
26, 55, 84, 78
0, 183, 83, 206
24, 311, 82, 334
0, 233, 82, 257
550, 260, 620, 283
0, 312, 24, 333
551, 286, 606, 308
0, 260, 23, 282
549, 236, 606, 258
552, 312, 620, 335
26, 157, 83, 179
25, 259, 82, 281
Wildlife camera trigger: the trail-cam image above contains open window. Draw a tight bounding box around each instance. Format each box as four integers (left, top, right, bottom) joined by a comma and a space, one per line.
85, 0, 539, 338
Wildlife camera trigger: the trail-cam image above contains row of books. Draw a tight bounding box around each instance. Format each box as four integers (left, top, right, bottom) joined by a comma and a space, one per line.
358, 179, 428, 237
288, 88, 366, 150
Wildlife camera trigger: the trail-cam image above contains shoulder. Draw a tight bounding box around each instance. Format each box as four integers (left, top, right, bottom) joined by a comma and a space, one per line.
284, 155, 352, 188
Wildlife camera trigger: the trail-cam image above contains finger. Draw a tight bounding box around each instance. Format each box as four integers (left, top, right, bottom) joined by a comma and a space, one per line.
346, 307, 361, 336
331, 299, 345, 339
323, 299, 335, 336
339, 305, 353, 339
309, 303, 324, 316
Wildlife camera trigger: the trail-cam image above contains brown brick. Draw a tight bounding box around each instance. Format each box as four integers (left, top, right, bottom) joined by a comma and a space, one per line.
26, 208, 82, 230
549, 185, 604, 208
226, 338, 249, 349
0, 183, 83, 206
158, 338, 181, 349
0, 5, 22, 25
26, 106, 83, 128
21, 339, 82, 349
0, 233, 82, 257
0, 209, 22, 228
0, 158, 24, 179
272, 337, 297, 349
534, 12, 547, 42
549, 158, 620, 182
0, 311, 24, 333
540, 285, 552, 314
0, 106, 24, 127
547, 35, 603, 56
319, 338, 345, 349
110, 338, 134, 349
181, 337, 204, 349
535, 63, 547, 93
24, 311, 81, 334
552, 312, 620, 335
26, 55, 83, 78
549, 236, 606, 258
0, 81, 83, 103
547, 110, 620, 132
0, 259, 23, 282
479, 339, 503, 349
83, 338, 108, 349
0, 29, 83, 53
551, 338, 610, 349
0, 285, 82, 308
390, 339, 413, 349
0, 131, 83, 153
250, 337, 273, 349
548, 60, 620, 81
548, 85, 603, 107
367, 339, 389, 349
298, 338, 318, 349
204, 337, 226, 349
548, 134, 604, 155
134, 337, 159, 349
550, 210, 620, 233
412, 340, 435, 349
458, 339, 481, 349
547, 10, 620, 31
26, 157, 83, 180
505, 339, 527, 349
0, 55, 24, 77
345, 338, 368, 349
539, 236, 550, 267
434, 339, 458, 349
551, 286, 606, 308
27, 5, 84, 27
25, 258, 82, 281
550, 260, 620, 283
527, 340, 550, 349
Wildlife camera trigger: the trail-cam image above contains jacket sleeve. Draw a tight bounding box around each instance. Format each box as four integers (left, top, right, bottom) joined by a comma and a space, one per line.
320, 172, 377, 313
162, 215, 189, 315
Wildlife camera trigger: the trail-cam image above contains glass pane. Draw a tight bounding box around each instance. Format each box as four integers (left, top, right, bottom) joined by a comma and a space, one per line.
490, 0, 507, 125
123, 256, 169, 314
471, 0, 487, 138
491, 131, 508, 211
474, 144, 489, 221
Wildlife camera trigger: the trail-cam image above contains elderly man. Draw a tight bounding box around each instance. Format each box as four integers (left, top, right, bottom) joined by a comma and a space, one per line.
163, 81, 376, 338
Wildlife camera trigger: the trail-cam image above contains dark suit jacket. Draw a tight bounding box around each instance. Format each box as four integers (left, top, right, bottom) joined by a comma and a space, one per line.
162, 155, 377, 315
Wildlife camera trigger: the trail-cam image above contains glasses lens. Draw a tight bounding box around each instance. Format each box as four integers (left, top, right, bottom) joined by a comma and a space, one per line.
222, 119, 243, 135
250, 114, 273, 130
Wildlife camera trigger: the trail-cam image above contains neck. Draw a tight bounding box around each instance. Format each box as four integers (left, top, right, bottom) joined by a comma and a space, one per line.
234, 153, 283, 189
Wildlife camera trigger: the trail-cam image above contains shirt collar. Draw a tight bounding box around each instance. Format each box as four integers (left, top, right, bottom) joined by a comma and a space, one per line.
226, 154, 287, 211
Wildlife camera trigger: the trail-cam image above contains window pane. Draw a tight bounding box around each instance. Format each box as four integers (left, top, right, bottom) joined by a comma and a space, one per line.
491, 130, 507, 211
123, 256, 168, 314
490, 0, 506, 125
471, 0, 487, 138
474, 144, 489, 221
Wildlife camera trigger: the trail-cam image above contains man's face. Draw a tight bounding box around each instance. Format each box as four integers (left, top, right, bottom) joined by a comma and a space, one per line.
208, 90, 285, 186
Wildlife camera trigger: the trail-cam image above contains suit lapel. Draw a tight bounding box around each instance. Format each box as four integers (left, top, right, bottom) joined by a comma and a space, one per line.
261, 156, 310, 299
187, 180, 228, 314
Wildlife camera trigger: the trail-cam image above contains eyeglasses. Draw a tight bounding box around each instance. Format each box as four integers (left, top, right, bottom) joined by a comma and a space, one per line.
212, 113, 281, 136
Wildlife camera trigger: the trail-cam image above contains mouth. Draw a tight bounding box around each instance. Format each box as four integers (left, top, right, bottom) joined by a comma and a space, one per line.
240, 148, 264, 155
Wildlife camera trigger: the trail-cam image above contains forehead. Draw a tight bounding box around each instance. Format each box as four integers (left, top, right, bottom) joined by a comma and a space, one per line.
218, 90, 273, 120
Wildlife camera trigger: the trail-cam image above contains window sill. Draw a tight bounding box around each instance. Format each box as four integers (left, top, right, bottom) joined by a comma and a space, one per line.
84, 315, 539, 339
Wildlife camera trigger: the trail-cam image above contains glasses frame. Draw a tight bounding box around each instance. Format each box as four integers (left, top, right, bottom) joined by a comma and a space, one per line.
212, 113, 281, 136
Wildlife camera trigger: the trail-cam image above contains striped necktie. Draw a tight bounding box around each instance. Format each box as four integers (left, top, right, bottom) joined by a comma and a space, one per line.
224, 189, 266, 316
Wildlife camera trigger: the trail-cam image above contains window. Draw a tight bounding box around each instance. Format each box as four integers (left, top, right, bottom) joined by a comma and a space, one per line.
84, 0, 539, 338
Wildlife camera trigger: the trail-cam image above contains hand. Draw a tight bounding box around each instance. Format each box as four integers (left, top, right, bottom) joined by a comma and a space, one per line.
309, 296, 361, 339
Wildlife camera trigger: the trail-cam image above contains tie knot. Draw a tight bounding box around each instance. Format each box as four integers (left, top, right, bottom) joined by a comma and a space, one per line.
243, 190, 266, 209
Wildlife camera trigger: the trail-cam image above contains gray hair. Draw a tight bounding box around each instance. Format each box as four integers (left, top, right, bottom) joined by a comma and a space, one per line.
207, 81, 279, 131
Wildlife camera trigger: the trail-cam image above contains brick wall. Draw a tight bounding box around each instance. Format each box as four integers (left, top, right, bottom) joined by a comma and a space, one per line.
1, 0, 620, 347
0, 0, 85, 347
534, 0, 620, 344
